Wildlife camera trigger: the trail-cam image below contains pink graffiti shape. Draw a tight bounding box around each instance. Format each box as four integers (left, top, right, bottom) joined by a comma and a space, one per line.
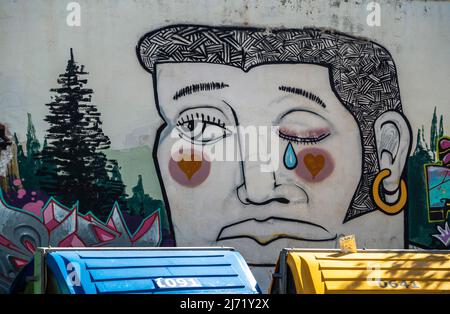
22, 239, 36, 253
443, 153, 450, 166
43, 201, 62, 230
106, 217, 117, 232
92, 226, 116, 242
0, 234, 20, 251
17, 189, 26, 199
440, 139, 450, 151
11, 257, 28, 269
58, 233, 86, 247
22, 200, 44, 216
13, 179, 22, 186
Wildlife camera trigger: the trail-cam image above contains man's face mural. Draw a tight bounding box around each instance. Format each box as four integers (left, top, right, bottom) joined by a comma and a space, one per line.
137, 26, 412, 264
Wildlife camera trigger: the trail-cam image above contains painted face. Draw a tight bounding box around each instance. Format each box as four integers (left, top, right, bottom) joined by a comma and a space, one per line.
154, 63, 363, 264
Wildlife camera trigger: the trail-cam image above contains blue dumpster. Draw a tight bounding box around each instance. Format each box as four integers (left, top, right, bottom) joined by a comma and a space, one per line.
15, 247, 261, 294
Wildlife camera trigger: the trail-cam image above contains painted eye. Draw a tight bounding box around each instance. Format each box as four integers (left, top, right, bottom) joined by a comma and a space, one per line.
176, 108, 232, 145
277, 110, 332, 144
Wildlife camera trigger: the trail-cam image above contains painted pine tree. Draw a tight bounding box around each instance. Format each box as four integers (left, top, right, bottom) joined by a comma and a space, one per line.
104, 159, 128, 214
14, 113, 42, 189
37, 48, 127, 220
127, 174, 164, 217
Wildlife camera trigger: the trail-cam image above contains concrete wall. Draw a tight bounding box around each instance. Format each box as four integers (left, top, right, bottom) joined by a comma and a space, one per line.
0, 0, 449, 293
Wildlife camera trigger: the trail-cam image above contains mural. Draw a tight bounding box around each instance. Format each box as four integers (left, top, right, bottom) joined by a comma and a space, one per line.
408, 107, 449, 249
0, 49, 166, 293
0, 22, 447, 292
136, 25, 412, 286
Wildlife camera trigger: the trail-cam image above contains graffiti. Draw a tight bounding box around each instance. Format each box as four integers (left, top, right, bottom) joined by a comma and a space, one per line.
426, 160, 449, 222
3, 112, 166, 226
432, 222, 450, 247
0, 193, 161, 293
0, 124, 13, 179
136, 25, 412, 290
438, 137, 450, 165
0, 49, 166, 220
408, 108, 448, 249
0, 49, 168, 293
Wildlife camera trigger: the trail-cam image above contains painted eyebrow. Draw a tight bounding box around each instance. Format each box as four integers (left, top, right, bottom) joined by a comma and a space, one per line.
173, 82, 229, 100
278, 85, 327, 109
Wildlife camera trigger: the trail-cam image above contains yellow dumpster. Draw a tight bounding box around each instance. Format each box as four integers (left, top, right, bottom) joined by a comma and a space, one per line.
270, 249, 450, 294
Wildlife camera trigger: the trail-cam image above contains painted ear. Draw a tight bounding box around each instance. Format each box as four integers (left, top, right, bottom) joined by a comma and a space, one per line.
374, 111, 411, 203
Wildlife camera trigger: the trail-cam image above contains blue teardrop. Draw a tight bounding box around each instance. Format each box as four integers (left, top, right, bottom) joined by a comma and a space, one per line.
283, 142, 298, 170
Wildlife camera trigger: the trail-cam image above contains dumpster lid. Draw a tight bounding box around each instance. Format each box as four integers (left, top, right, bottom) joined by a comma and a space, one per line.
277, 248, 450, 294
41, 247, 261, 294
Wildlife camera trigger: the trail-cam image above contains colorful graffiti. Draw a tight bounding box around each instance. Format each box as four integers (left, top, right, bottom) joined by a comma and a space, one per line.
0, 193, 160, 293
408, 108, 448, 249
1, 49, 166, 223
2, 50, 166, 219
0, 49, 167, 293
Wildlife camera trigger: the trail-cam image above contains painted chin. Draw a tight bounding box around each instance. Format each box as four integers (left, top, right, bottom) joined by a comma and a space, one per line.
295, 147, 334, 182
168, 149, 211, 187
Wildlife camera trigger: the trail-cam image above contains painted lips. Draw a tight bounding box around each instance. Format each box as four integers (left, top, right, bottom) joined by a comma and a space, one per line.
216, 217, 337, 246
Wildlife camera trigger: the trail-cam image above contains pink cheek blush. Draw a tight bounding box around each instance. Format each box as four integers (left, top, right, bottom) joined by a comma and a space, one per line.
295, 147, 334, 182
168, 150, 211, 187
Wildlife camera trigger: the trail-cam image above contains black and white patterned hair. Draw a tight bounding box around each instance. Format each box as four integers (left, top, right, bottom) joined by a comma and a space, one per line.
137, 25, 404, 222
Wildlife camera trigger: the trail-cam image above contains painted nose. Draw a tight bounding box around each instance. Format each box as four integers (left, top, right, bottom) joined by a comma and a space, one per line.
236, 160, 286, 205
236, 156, 309, 206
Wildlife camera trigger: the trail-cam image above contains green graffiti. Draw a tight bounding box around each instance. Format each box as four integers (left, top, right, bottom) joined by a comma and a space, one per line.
407, 107, 448, 249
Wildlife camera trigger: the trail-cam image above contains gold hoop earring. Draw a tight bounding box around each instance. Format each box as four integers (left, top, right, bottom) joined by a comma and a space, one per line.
372, 169, 407, 214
